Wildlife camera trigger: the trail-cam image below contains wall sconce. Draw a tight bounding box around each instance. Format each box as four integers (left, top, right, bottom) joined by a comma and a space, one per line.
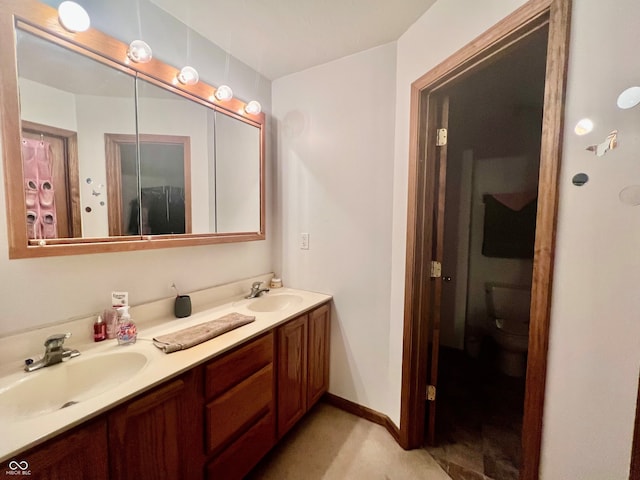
127, 40, 152, 64
214, 85, 233, 101
617, 86, 640, 110
177, 66, 199, 85
574, 118, 594, 136
244, 100, 261, 115
58, 1, 90, 33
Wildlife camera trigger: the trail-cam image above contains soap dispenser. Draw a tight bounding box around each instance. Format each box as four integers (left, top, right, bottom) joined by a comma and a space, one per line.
116, 306, 137, 345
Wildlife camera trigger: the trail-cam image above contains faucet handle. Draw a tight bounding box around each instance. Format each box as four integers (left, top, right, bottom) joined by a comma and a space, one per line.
44, 332, 71, 349
251, 281, 263, 289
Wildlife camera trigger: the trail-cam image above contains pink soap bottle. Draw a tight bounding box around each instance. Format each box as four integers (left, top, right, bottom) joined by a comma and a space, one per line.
93, 315, 106, 342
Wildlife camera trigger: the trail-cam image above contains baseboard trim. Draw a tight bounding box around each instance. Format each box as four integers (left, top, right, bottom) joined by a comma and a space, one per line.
322, 392, 401, 444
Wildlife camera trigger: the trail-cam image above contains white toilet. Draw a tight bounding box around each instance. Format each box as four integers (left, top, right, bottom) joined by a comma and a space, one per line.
485, 282, 531, 377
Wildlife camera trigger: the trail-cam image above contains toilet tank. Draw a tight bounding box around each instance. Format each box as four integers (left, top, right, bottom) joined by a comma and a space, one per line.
485, 283, 531, 320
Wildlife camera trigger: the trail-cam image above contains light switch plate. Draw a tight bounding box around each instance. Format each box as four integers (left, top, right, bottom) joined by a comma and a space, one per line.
300, 233, 310, 250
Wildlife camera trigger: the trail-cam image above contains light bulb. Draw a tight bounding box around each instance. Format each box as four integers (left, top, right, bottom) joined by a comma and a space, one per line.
244, 100, 261, 115
58, 1, 90, 33
214, 85, 233, 101
177, 66, 199, 86
574, 118, 594, 136
127, 40, 152, 64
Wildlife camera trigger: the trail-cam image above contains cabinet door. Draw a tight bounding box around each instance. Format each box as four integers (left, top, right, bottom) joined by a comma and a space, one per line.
108, 374, 201, 480
16, 419, 108, 480
307, 303, 331, 407
277, 314, 308, 438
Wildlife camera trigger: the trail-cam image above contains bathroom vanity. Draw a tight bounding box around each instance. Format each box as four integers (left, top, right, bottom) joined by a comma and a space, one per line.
0, 284, 331, 480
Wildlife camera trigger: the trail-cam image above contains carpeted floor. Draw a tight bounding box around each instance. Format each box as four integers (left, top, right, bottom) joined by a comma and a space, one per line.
248, 403, 451, 480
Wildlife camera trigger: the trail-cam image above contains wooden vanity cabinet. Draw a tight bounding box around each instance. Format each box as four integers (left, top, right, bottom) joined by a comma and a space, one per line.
307, 303, 331, 408
108, 368, 203, 480
11, 301, 330, 479
277, 303, 331, 438
15, 419, 109, 480
204, 331, 276, 480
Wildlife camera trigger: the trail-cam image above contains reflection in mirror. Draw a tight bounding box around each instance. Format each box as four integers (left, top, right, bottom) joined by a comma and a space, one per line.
2, 1, 266, 258
105, 133, 191, 235
135, 78, 262, 235
214, 113, 261, 233
136, 77, 209, 233
617, 86, 640, 110
572, 173, 589, 186
16, 27, 137, 240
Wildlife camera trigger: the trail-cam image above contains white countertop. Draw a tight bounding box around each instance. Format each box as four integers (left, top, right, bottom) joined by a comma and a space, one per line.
0, 287, 332, 462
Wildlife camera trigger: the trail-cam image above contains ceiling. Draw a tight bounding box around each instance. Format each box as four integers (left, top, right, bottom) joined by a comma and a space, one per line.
149, 0, 438, 80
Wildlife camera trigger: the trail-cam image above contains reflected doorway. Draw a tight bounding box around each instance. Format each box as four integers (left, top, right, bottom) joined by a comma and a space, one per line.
21, 120, 81, 239
105, 133, 191, 236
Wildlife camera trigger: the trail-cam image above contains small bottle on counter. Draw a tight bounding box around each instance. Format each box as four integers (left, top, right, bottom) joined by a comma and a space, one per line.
93, 315, 106, 342
116, 306, 137, 346
103, 307, 119, 339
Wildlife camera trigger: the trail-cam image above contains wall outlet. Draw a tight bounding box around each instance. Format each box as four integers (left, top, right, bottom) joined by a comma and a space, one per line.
300, 233, 310, 250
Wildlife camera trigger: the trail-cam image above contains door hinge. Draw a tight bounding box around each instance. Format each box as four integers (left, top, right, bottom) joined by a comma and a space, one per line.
426, 385, 436, 401
436, 128, 447, 146
430, 261, 442, 278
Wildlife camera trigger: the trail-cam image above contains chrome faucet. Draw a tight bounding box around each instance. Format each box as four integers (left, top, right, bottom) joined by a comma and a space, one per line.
24, 333, 80, 372
246, 281, 270, 299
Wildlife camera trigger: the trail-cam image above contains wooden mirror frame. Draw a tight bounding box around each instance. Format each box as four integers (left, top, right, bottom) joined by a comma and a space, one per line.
0, 0, 265, 258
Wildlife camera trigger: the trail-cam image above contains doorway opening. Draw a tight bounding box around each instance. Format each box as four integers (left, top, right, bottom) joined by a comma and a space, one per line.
424, 25, 548, 480
104, 133, 192, 236
399, 1, 571, 480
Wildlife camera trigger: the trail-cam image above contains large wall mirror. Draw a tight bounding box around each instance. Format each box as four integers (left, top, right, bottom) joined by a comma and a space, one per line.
0, 0, 265, 258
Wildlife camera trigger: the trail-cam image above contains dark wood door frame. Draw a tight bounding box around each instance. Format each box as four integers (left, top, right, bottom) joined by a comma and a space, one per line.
631, 371, 640, 479
399, 1, 571, 479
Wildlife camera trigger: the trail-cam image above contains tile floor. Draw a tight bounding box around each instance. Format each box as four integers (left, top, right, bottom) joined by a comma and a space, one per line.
425, 344, 525, 480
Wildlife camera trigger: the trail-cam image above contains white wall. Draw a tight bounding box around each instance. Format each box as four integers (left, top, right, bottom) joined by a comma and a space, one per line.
75, 94, 137, 237
273, 43, 397, 415
390, 0, 640, 478
0, 1, 273, 337
215, 114, 261, 233
19, 79, 77, 132
540, 1, 640, 477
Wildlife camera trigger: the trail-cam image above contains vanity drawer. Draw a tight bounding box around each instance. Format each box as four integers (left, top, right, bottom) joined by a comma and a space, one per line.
206, 411, 275, 480
205, 332, 273, 400
205, 363, 274, 454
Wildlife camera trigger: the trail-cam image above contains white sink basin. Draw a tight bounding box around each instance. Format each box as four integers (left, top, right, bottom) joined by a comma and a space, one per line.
247, 294, 303, 313
0, 351, 148, 419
